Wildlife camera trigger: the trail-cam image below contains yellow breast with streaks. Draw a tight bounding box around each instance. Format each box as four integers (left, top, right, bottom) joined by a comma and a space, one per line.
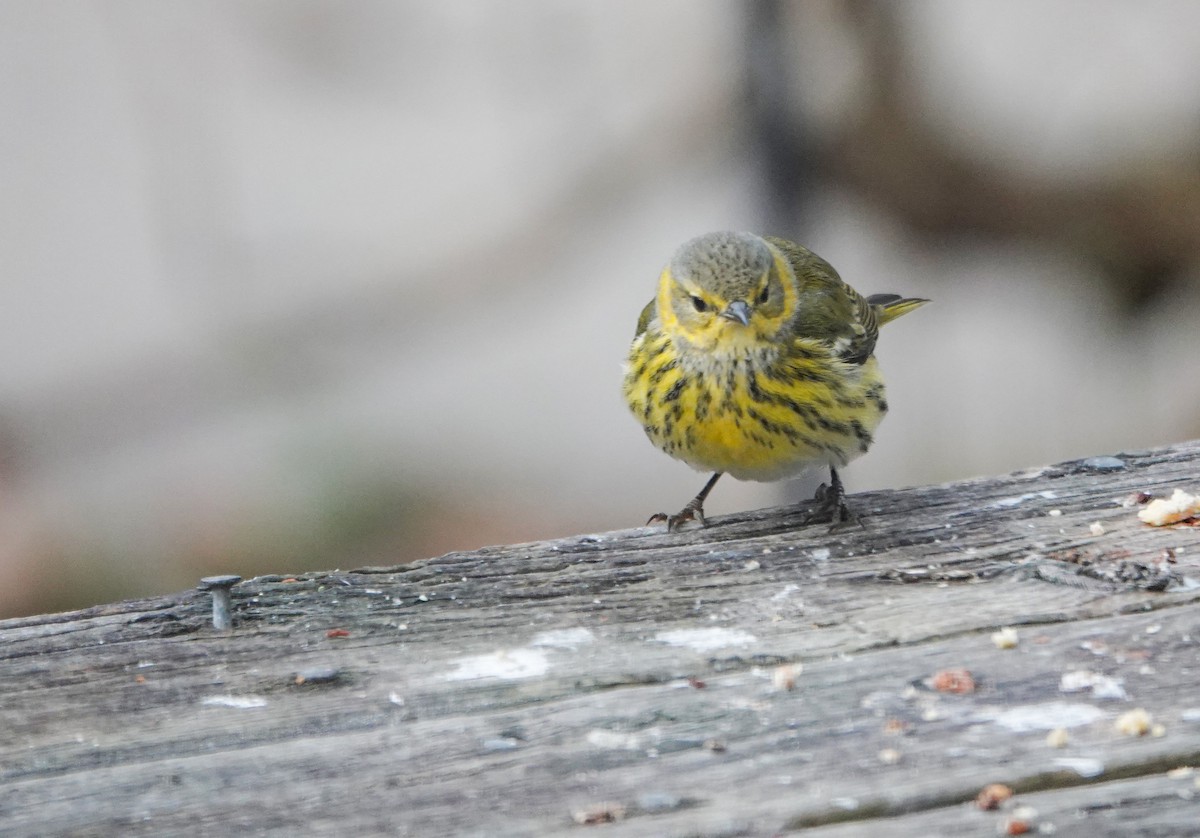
623, 332, 888, 482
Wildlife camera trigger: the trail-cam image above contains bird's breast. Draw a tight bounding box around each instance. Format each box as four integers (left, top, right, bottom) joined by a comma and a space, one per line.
628, 337, 888, 481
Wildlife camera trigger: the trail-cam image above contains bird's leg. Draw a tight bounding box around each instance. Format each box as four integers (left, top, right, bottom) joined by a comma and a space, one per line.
806, 466, 862, 530
648, 472, 724, 531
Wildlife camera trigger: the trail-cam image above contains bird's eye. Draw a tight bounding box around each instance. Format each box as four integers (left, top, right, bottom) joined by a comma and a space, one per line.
690, 295, 709, 313
756, 286, 770, 305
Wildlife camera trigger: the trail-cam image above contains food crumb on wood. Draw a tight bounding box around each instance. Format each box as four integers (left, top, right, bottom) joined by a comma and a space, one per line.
1119, 491, 1153, 508
1005, 807, 1039, 834
1137, 488, 1200, 526
1004, 817, 1032, 835
1115, 708, 1153, 736
571, 802, 626, 825
991, 627, 1019, 649
975, 783, 1013, 810
931, 668, 976, 694
1045, 727, 1069, 748
772, 663, 800, 692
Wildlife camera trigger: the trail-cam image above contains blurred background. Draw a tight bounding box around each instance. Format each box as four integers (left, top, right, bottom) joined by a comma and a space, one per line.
3, 0, 1199, 618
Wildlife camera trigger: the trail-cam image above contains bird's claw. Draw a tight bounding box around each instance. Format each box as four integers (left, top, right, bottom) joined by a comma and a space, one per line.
804, 481, 863, 532
647, 504, 706, 532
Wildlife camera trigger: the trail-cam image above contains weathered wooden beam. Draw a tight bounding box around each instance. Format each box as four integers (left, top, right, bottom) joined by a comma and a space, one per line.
2, 441, 1198, 836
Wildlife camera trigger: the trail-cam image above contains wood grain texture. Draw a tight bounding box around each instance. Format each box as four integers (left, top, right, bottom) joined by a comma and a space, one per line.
2, 441, 1199, 836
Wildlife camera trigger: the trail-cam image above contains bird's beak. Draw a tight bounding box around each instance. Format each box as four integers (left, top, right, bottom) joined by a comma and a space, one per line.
719, 300, 751, 326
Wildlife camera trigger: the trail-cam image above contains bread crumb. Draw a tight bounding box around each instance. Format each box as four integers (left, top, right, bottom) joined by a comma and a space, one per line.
1046, 728, 1069, 748
772, 663, 800, 692
991, 627, 1019, 649
1138, 488, 1200, 526
1115, 708, 1152, 736
975, 783, 1012, 810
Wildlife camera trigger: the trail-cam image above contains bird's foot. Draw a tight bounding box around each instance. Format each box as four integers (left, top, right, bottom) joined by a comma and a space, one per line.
647, 502, 707, 532
646, 473, 722, 532
803, 476, 864, 532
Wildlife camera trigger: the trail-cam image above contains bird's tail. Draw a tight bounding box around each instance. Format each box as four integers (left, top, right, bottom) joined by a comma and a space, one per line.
868, 295, 930, 326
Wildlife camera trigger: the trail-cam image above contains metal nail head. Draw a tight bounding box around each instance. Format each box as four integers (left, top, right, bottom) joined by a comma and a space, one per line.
198, 575, 242, 631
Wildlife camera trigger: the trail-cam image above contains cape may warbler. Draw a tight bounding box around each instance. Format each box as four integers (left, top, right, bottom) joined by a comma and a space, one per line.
623, 232, 927, 531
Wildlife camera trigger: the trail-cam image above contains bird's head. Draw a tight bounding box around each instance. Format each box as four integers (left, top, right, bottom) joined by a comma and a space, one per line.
656, 231, 795, 353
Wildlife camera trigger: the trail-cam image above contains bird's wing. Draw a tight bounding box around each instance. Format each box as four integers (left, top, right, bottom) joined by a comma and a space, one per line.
633, 298, 656, 339
765, 237, 880, 365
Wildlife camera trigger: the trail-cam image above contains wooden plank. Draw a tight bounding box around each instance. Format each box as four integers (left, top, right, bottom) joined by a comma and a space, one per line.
804, 772, 1200, 837
1, 441, 1198, 836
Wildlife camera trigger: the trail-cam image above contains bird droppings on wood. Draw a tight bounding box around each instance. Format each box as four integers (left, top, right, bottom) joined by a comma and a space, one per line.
1059, 669, 1128, 700
984, 702, 1106, 734
1081, 456, 1127, 472
447, 648, 550, 681
1051, 756, 1105, 778
654, 627, 757, 652
530, 627, 595, 649
877, 747, 901, 765
200, 695, 268, 710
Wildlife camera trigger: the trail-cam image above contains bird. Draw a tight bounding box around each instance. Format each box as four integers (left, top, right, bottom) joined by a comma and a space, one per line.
622, 231, 928, 531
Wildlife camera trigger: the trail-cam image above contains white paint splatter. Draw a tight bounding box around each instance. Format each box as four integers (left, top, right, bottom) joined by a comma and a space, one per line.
1059, 670, 1128, 700
1053, 757, 1105, 778
771, 584, 801, 601
447, 648, 549, 681
531, 628, 595, 649
994, 490, 1058, 508
586, 729, 642, 750
982, 701, 1106, 732
654, 628, 756, 652
201, 695, 268, 709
